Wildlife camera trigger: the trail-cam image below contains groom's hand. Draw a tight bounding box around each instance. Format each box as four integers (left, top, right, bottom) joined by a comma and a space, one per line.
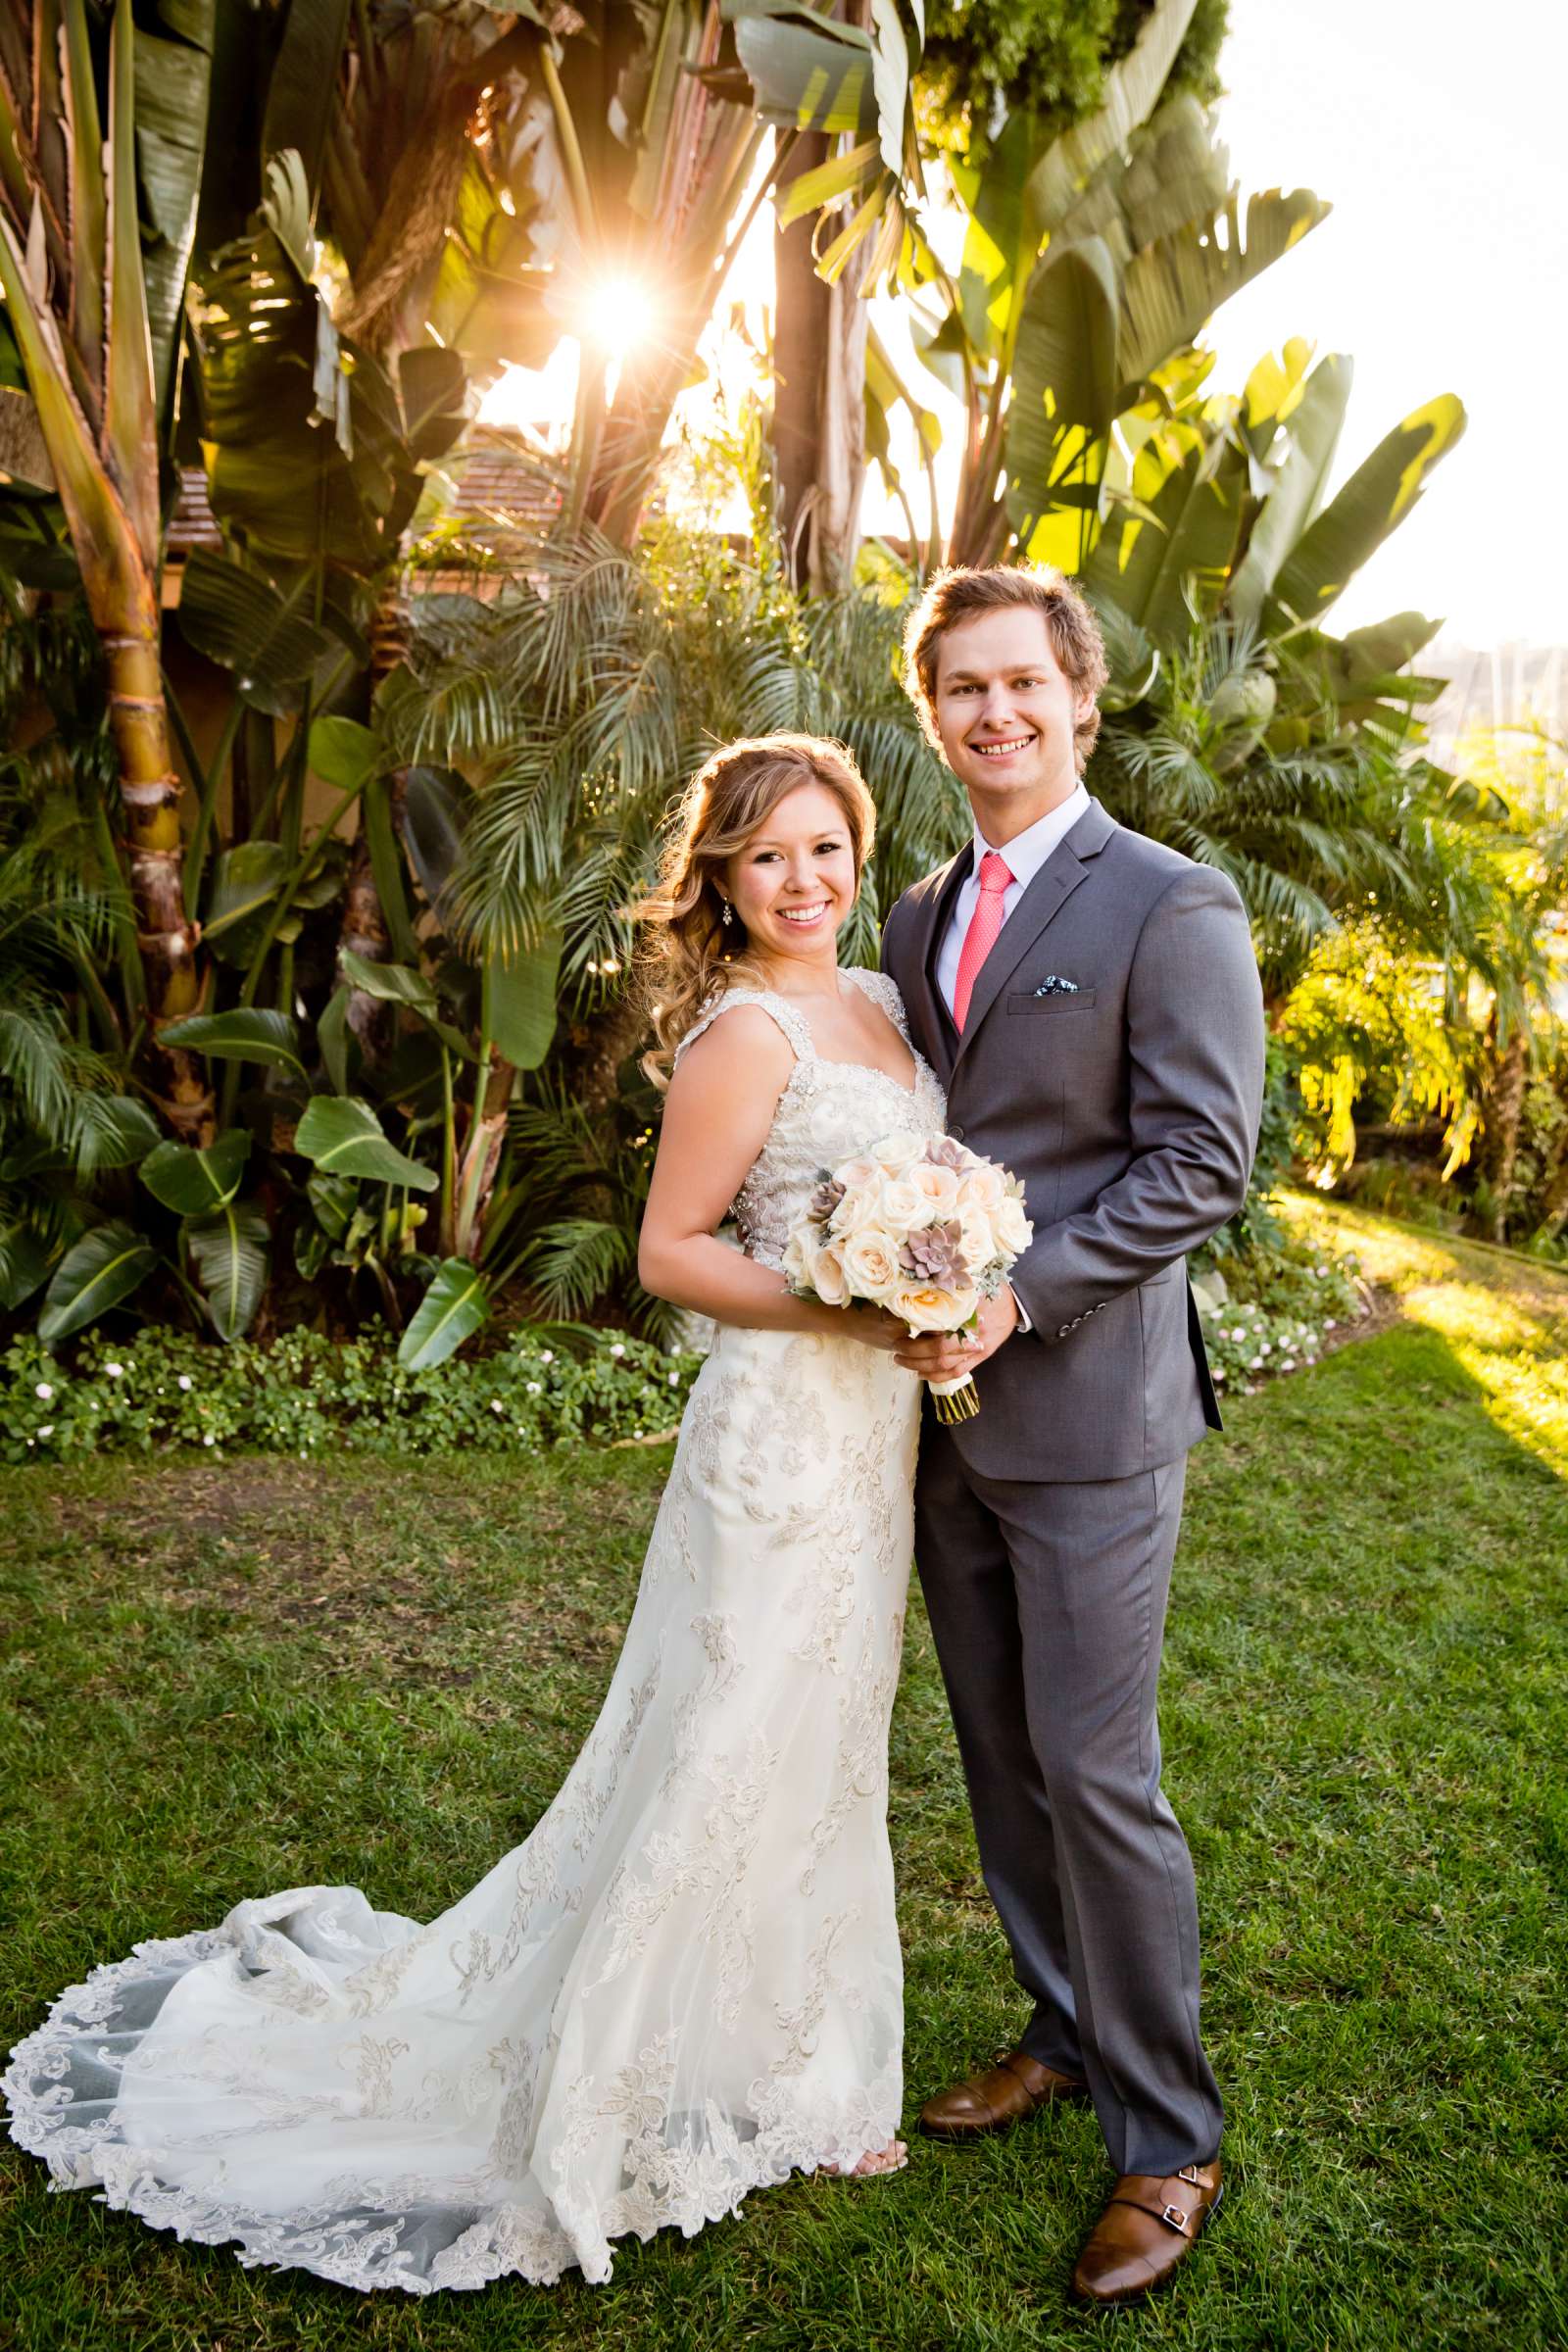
895, 1285, 1020, 1380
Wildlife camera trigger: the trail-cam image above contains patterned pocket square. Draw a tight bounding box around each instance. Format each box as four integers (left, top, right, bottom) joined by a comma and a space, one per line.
1032, 975, 1081, 996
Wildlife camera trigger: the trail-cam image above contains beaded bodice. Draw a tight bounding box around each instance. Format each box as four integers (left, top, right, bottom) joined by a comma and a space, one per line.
673, 969, 948, 1270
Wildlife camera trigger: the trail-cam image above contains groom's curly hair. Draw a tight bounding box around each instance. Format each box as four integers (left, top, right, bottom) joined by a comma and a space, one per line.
903, 564, 1108, 774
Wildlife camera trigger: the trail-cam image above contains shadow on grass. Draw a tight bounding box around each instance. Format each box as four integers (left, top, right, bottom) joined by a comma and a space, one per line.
2, 1228, 1566, 2350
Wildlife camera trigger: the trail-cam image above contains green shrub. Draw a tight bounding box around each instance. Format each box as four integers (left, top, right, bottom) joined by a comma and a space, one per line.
1193, 1223, 1369, 1396
0, 1325, 702, 1465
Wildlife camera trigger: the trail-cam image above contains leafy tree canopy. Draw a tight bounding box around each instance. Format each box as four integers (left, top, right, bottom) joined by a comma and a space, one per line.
918, 0, 1228, 158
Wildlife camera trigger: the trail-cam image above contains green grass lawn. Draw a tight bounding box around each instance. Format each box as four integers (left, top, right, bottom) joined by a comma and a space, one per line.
2, 1202, 1565, 2352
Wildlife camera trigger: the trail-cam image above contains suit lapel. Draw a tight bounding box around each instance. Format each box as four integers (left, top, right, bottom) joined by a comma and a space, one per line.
951, 797, 1117, 1077
906, 849, 969, 1081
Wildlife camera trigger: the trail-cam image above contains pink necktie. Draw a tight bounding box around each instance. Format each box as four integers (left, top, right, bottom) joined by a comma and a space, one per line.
952, 851, 1013, 1032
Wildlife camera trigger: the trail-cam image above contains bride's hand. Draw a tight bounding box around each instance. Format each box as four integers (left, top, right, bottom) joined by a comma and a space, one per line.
840, 1304, 909, 1352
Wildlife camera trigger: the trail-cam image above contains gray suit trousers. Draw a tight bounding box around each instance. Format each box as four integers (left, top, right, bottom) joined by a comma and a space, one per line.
915, 1423, 1223, 2176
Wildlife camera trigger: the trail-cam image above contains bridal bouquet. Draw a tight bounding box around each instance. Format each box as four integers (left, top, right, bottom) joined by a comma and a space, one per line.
783, 1132, 1033, 1423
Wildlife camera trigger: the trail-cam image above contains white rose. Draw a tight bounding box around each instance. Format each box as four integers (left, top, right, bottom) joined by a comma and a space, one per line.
995, 1195, 1033, 1255
841, 1230, 902, 1299
956, 1162, 1006, 1213
871, 1129, 922, 1172
877, 1176, 925, 1233
829, 1184, 877, 1237
782, 1228, 811, 1288
958, 1208, 997, 1272
891, 1282, 978, 1335
835, 1154, 881, 1190
909, 1161, 961, 1212
810, 1239, 850, 1306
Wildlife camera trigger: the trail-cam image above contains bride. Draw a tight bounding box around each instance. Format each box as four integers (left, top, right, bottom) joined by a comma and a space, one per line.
4, 732, 949, 2294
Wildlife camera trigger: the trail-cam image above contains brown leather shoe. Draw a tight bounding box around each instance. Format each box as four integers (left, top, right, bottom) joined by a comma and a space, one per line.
1071, 2159, 1224, 2304
917, 2048, 1090, 2140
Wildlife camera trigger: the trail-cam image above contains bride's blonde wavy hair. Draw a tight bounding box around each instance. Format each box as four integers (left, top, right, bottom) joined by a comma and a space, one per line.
635, 733, 877, 1089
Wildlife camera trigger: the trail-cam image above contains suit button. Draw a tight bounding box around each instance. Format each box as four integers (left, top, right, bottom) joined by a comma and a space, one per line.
1056, 1326, 1070, 1339
950, 1124, 963, 1142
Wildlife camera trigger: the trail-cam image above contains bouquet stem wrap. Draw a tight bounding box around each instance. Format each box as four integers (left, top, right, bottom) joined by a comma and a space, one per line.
928, 1371, 980, 1424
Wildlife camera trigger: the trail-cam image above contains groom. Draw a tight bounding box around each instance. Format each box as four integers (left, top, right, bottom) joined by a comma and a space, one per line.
880, 564, 1265, 2305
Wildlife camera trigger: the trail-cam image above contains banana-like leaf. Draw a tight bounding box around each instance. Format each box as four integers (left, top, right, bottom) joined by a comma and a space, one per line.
1117, 187, 1330, 395
397, 1256, 490, 1370
1004, 237, 1119, 547
1227, 354, 1351, 625
316, 982, 354, 1096
0, 208, 155, 619
1339, 612, 1443, 679
726, 2, 876, 137
309, 714, 381, 791
61, 0, 108, 397
0, 1220, 54, 1311
185, 1197, 269, 1340
307, 1170, 360, 1242
175, 549, 336, 717
37, 1217, 158, 1345
74, 1092, 162, 1170
1267, 394, 1467, 629
337, 950, 438, 1017
131, 1, 215, 409
399, 347, 468, 465
160, 1006, 306, 1076
338, 948, 475, 1061
1083, 424, 1248, 638
294, 1095, 438, 1191
362, 770, 419, 965
105, 0, 160, 564
140, 1128, 251, 1214
487, 929, 564, 1072
403, 763, 470, 910
261, 0, 352, 205
1026, 0, 1200, 236
203, 840, 291, 956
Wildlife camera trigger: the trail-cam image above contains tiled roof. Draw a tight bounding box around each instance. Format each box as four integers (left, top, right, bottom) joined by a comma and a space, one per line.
165, 433, 563, 568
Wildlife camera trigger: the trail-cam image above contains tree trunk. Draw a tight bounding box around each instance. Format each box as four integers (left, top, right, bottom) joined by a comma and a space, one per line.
1478, 1017, 1529, 1243
772, 120, 871, 594
102, 616, 211, 1142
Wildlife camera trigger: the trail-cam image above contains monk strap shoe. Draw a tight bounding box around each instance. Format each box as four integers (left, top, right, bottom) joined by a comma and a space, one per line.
1071, 2158, 1224, 2304
917, 2048, 1090, 2140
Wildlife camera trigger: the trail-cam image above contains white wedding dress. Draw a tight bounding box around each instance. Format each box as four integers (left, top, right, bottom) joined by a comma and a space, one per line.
5, 969, 948, 2294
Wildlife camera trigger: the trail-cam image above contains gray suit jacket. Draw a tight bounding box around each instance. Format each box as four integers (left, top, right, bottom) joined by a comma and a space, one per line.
881, 796, 1265, 1482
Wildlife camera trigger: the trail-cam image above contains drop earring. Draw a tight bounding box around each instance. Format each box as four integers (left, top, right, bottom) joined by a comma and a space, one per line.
720, 899, 734, 928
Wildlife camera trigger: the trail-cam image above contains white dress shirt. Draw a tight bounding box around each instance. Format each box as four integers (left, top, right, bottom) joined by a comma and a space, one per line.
934, 782, 1089, 1340
934, 783, 1091, 1015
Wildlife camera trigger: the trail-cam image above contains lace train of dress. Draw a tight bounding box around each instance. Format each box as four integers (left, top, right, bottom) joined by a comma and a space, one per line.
4, 972, 948, 2293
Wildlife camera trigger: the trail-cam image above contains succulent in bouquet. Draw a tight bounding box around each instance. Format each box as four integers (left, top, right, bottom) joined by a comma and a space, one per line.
784, 1132, 1033, 1423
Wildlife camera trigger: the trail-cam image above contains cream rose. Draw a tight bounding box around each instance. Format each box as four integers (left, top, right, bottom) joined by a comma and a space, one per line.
995, 1194, 1033, 1254
828, 1184, 877, 1236
958, 1208, 997, 1273
891, 1281, 978, 1335
836, 1154, 881, 1190
956, 1163, 1006, 1214
782, 1228, 811, 1288
810, 1239, 850, 1306
876, 1176, 925, 1232
841, 1230, 902, 1299
871, 1128, 922, 1172
910, 1161, 961, 1212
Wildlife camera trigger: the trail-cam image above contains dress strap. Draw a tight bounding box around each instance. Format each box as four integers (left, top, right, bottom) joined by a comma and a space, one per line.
842, 965, 912, 1045
673, 987, 817, 1068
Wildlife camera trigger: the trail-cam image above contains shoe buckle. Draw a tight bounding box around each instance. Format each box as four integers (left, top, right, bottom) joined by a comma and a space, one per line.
1160, 2203, 1191, 2236
1176, 2165, 1204, 2186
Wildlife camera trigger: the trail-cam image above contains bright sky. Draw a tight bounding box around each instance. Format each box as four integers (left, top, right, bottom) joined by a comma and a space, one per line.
1201, 0, 1567, 650
481, 0, 1565, 653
